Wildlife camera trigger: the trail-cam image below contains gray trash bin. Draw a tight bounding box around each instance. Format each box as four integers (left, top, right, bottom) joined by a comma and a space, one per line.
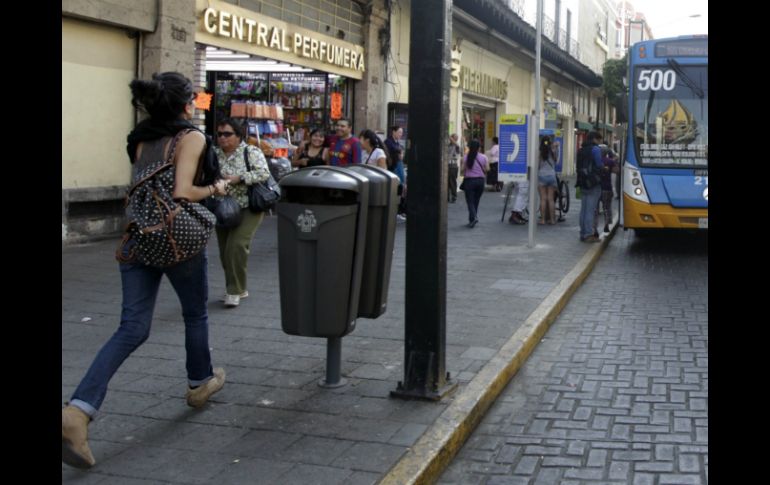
345, 165, 399, 318
276, 167, 369, 338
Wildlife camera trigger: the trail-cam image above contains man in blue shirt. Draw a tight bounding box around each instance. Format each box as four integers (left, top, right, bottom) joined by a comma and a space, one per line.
327, 118, 362, 166
577, 131, 604, 242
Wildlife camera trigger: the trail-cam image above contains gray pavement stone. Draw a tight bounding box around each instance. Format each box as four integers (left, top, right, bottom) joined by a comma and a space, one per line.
341, 470, 380, 485
513, 455, 540, 475
487, 476, 530, 485
210, 457, 294, 483
280, 464, 354, 484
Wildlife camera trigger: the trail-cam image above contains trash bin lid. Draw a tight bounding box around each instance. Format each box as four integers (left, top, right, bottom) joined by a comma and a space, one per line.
344, 165, 398, 206
280, 166, 367, 193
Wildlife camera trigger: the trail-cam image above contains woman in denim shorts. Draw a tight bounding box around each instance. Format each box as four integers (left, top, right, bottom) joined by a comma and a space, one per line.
537, 137, 558, 224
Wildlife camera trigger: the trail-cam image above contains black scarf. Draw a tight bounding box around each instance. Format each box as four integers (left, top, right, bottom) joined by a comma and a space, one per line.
126, 118, 220, 185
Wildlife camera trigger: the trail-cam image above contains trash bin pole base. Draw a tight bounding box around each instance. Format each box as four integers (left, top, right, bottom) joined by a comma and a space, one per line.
318, 337, 348, 388
318, 377, 348, 388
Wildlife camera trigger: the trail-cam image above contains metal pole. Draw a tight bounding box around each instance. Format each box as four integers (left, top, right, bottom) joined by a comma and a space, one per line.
391, 0, 456, 401
528, 0, 543, 248
319, 337, 347, 388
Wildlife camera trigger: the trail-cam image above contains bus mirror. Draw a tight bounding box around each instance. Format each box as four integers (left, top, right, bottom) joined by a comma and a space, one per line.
615, 93, 628, 124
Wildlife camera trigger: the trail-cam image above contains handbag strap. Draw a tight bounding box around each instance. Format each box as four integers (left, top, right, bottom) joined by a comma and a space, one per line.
243, 146, 252, 172
126, 129, 190, 199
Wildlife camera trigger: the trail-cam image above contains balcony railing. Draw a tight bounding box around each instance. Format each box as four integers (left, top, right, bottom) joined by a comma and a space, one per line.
499, 1, 584, 65
543, 15, 555, 41
558, 28, 568, 50
569, 38, 581, 62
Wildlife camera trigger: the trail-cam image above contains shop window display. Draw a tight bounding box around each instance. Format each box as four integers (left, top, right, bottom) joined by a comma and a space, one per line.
207, 71, 349, 147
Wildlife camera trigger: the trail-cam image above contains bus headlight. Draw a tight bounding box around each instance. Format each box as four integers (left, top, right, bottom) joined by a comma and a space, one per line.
623, 164, 650, 203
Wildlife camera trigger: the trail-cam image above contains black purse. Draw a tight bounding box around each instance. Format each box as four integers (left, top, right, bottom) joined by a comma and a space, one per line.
203, 195, 242, 228
244, 147, 281, 213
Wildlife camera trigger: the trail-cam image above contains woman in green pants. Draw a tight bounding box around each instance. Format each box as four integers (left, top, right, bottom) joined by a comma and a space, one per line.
214, 118, 271, 307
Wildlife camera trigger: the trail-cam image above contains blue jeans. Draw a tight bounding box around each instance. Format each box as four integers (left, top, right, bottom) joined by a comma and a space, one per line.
463, 177, 485, 223
70, 249, 213, 417
579, 185, 602, 238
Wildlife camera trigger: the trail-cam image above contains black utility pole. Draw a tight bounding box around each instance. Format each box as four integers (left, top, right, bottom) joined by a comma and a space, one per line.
391, 0, 457, 401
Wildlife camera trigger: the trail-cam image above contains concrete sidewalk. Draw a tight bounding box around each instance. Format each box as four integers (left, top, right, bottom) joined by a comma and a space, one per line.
62, 183, 616, 484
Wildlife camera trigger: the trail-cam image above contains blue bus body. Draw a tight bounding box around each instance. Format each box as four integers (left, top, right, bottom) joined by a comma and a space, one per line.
621, 36, 708, 232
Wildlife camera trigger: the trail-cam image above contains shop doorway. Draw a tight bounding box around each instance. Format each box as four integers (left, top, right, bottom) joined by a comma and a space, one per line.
462, 103, 496, 151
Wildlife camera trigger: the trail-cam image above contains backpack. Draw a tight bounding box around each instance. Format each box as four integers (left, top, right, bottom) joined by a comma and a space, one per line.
576, 144, 602, 189
116, 130, 216, 268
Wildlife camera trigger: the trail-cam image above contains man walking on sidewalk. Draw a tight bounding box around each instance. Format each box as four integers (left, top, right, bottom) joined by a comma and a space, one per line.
447, 133, 461, 202
576, 131, 604, 242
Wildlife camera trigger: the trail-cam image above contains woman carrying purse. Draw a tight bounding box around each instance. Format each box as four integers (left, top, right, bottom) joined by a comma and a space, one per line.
214, 118, 271, 307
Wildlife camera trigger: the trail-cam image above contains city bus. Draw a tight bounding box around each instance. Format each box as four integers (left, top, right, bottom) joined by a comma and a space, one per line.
620, 35, 708, 235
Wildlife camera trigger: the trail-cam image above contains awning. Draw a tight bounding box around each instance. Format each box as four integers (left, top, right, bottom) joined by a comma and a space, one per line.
598, 123, 614, 132
575, 121, 593, 131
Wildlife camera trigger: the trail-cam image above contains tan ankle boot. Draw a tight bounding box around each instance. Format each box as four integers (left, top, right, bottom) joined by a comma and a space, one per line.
186, 367, 226, 408
62, 405, 96, 469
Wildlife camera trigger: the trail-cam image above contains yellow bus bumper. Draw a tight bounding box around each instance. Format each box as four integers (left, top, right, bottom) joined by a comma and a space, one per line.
623, 194, 708, 229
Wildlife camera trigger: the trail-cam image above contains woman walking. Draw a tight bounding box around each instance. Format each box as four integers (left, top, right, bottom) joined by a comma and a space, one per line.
359, 129, 390, 169
461, 139, 489, 228
214, 118, 271, 308
62, 72, 229, 469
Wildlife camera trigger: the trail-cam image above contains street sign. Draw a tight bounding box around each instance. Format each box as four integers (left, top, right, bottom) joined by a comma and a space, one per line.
499, 114, 528, 183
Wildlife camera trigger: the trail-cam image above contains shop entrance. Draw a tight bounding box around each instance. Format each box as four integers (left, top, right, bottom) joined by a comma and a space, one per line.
462, 102, 497, 151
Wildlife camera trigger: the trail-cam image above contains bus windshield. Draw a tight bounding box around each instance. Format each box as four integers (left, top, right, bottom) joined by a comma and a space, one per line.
633, 63, 708, 168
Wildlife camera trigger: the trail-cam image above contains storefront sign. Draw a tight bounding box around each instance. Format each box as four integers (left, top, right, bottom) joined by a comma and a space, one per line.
460, 67, 507, 100
196, 0, 365, 79
498, 114, 528, 182
194, 92, 213, 111
545, 101, 558, 122
450, 46, 462, 88
330, 92, 343, 120
450, 45, 507, 100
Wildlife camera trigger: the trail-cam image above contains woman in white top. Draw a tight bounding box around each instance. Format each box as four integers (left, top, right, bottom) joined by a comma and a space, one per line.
359, 129, 389, 169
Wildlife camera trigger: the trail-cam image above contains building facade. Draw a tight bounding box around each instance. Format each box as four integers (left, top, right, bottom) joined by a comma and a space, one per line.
62, 0, 616, 242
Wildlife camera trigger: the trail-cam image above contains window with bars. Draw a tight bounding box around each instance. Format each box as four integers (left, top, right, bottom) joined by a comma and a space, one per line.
225, 0, 365, 45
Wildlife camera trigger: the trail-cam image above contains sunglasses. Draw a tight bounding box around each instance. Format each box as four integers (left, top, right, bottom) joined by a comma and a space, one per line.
217, 131, 235, 138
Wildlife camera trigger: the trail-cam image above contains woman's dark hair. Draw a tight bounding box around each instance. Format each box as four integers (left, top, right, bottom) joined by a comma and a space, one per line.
216, 117, 245, 141
129, 72, 193, 121
306, 128, 325, 149
539, 136, 552, 161
492, 136, 499, 144
466, 139, 481, 169
360, 129, 391, 166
